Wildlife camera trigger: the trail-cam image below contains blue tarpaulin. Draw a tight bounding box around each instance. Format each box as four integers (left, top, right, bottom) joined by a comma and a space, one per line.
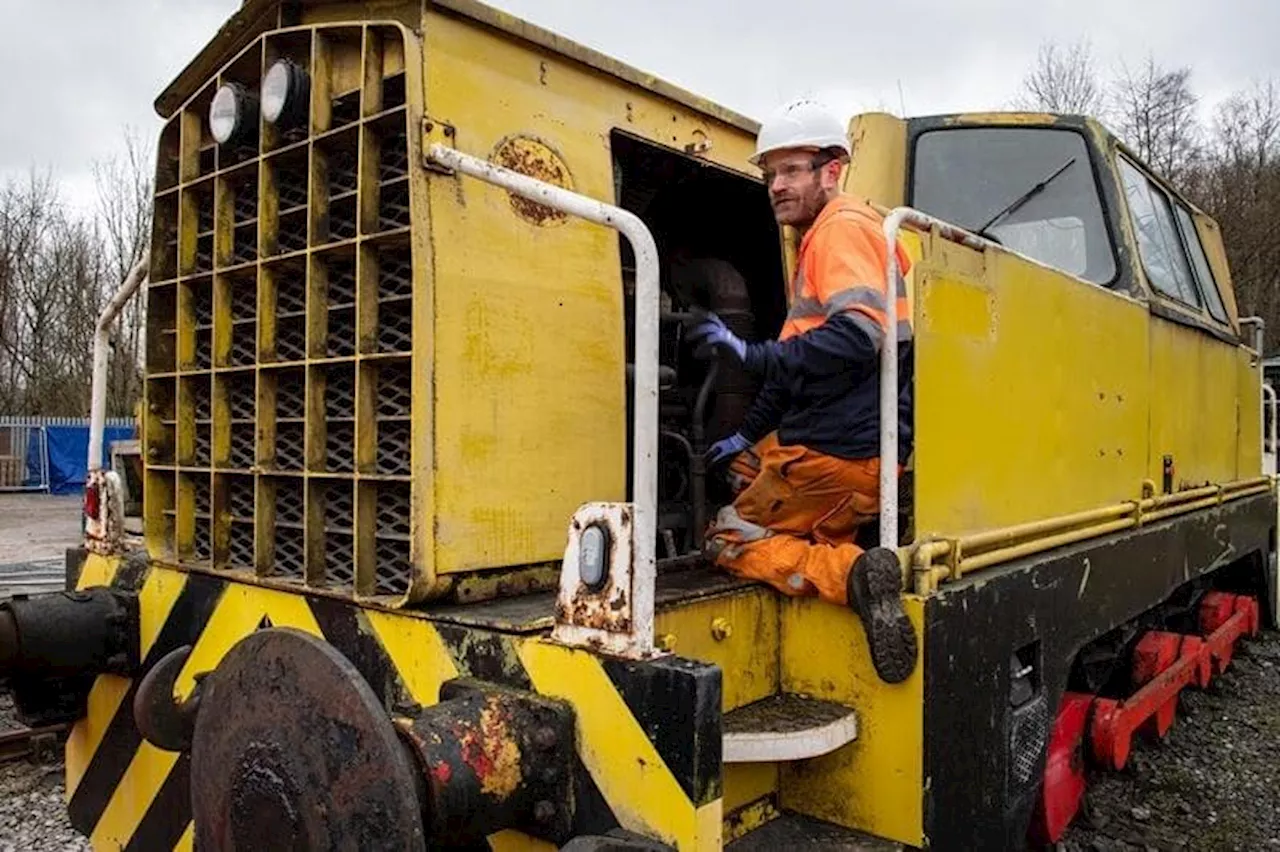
34, 425, 134, 495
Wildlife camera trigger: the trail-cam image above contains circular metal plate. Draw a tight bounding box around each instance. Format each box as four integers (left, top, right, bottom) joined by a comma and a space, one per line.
190, 628, 425, 851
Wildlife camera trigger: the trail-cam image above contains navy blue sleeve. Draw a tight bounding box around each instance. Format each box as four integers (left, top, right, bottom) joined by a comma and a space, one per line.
741, 312, 880, 386
735, 372, 789, 444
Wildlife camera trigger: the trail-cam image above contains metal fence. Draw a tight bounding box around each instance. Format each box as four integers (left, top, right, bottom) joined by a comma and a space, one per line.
0, 416, 133, 493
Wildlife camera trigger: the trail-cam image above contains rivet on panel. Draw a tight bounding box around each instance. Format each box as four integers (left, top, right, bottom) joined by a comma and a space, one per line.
711, 618, 732, 642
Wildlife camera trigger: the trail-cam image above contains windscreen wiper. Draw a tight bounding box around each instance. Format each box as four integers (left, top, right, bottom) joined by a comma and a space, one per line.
974, 156, 1077, 239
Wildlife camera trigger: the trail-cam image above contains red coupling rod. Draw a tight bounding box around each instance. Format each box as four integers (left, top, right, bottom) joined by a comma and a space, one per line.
1198, 592, 1260, 675
1090, 631, 1209, 771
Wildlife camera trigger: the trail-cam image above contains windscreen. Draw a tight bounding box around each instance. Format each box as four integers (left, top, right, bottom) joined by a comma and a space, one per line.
911, 127, 1117, 285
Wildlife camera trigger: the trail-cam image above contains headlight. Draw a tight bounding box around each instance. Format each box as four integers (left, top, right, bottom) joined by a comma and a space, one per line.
262, 58, 309, 126
209, 82, 256, 145
579, 523, 610, 590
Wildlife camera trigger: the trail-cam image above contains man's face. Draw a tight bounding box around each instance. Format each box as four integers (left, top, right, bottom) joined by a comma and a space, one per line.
761, 149, 838, 228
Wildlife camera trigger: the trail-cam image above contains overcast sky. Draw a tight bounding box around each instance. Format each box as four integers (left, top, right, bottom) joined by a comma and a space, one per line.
1, 0, 1276, 213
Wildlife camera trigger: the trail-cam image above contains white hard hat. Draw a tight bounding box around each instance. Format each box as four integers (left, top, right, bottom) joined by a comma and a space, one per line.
750, 98, 851, 165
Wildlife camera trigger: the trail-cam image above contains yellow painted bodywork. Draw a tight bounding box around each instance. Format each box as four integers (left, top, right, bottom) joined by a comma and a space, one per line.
912, 237, 1152, 537
779, 595, 925, 848
420, 8, 760, 576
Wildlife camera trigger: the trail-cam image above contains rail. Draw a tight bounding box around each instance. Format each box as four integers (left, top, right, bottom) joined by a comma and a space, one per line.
88, 257, 149, 473
909, 476, 1275, 594
1264, 383, 1277, 475
425, 143, 661, 657
880, 207, 995, 547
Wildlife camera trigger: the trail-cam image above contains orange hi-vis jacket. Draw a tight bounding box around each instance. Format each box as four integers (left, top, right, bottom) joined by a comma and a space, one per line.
736, 195, 915, 462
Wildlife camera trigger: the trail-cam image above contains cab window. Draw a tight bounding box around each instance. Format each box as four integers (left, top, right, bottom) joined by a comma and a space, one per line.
1116, 157, 1202, 307
1173, 204, 1229, 323
911, 127, 1117, 285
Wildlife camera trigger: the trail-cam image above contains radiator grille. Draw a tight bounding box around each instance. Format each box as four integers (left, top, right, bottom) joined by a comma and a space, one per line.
143, 24, 416, 600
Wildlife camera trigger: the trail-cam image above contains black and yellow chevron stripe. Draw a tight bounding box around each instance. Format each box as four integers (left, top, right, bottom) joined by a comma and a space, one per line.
64, 555, 723, 850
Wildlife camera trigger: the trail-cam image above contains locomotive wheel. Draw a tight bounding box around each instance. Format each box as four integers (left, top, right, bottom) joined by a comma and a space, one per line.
190, 627, 426, 851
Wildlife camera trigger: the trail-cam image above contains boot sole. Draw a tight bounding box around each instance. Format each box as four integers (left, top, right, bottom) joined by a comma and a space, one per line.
849, 548, 918, 684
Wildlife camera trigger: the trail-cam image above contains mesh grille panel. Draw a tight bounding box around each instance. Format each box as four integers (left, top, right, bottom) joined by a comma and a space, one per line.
278, 212, 308, 254
377, 363, 411, 418
323, 482, 354, 533
378, 180, 411, 230
332, 90, 360, 127
326, 365, 355, 418
379, 247, 412, 298
276, 370, 305, 418
380, 132, 409, 182
375, 538, 411, 596
326, 197, 358, 242
377, 482, 410, 539
276, 266, 306, 315
327, 257, 356, 305
230, 276, 256, 321
193, 478, 211, 517
277, 163, 308, 210
229, 523, 255, 567
376, 420, 411, 476
275, 527, 304, 578
191, 380, 211, 421
276, 319, 306, 362
230, 322, 257, 366
326, 422, 355, 472
196, 235, 213, 273
228, 374, 256, 421
230, 425, 255, 469
1009, 694, 1050, 789
234, 186, 257, 223
378, 303, 412, 353
155, 28, 414, 599
194, 427, 211, 467
325, 533, 355, 587
275, 478, 304, 525
276, 423, 305, 470
233, 224, 257, 264
329, 148, 358, 196
328, 306, 356, 357
228, 476, 254, 519
193, 520, 212, 561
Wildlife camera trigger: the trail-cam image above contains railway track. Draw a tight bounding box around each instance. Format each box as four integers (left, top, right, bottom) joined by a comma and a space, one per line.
0, 723, 66, 765
0, 560, 65, 601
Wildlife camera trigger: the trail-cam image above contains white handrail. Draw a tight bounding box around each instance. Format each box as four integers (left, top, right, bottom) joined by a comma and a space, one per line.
881, 207, 993, 548
425, 143, 660, 654
1263, 383, 1277, 472
88, 257, 149, 473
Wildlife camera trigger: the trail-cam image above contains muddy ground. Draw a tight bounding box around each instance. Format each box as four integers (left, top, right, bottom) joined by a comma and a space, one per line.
1059, 626, 1280, 851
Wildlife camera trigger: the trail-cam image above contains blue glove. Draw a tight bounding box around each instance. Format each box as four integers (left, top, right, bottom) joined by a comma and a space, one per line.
706, 432, 750, 467
686, 311, 746, 363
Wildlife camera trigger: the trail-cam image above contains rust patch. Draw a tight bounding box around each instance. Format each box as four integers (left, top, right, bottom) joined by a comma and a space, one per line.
456, 699, 523, 798
491, 135, 574, 226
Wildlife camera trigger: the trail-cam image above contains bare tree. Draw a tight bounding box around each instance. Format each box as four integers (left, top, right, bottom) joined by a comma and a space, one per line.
1112, 57, 1202, 179
1185, 80, 1280, 347
1015, 39, 1104, 116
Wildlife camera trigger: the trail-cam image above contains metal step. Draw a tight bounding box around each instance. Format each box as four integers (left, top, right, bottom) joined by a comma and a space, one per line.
726, 811, 902, 850
723, 694, 858, 763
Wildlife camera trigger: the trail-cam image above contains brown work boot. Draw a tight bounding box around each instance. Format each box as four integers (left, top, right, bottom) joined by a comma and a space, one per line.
846, 547, 917, 684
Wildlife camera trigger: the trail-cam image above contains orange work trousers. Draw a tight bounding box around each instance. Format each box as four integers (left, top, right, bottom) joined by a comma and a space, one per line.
706, 432, 882, 606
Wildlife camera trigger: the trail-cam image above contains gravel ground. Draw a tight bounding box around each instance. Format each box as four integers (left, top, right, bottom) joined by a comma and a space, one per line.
0, 694, 90, 852
1060, 626, 1280, 851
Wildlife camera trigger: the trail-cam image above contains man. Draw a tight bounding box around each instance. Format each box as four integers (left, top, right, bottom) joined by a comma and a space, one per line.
686, 98, 917, 684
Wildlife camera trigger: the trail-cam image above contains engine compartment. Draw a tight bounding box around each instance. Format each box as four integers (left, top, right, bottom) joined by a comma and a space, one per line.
610, 131, 787, 558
